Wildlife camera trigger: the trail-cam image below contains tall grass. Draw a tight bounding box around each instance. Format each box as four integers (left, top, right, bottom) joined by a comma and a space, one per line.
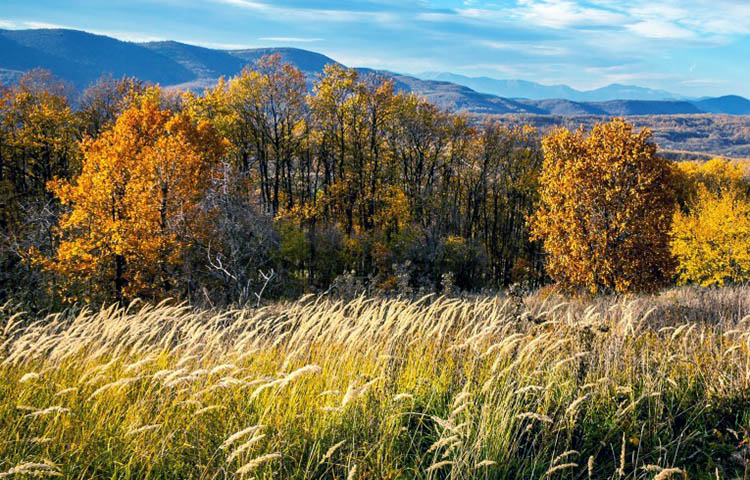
1, 287, 750, 479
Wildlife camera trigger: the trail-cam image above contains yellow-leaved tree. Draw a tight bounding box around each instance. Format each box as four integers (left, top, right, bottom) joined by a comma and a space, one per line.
673, 157, 748, 209
44, 88, 227, 302
530, 118, 677, 294
671, 158, 750, 286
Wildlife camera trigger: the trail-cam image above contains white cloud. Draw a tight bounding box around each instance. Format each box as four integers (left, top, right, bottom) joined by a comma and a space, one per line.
258, 37, 323, 43
680, 78, 726, 87
511, 0, 627, 29
626, 19, 695, 40
193, 41, 254, 49
23, 21, 71, 29
480, 40, 569, 56
213, 0, 397, 24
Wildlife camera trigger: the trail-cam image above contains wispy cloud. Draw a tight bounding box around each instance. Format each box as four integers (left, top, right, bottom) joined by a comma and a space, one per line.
23, 20, 71, 29
258, 37, 323, 43
480, 40, 569, 56
626, 19, 694, 40
213, 0, 397, 23
680, 77, 728, 87
509, 0, 627, 29
0, 19, 164, 42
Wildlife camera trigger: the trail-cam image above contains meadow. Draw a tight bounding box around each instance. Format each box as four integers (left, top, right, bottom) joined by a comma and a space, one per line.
2, 287, 750, 479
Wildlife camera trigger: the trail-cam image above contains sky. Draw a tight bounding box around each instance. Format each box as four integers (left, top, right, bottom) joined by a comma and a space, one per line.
2, 0, 750, 97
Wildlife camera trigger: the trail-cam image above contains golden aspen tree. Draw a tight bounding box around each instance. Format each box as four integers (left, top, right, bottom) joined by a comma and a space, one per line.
674, 158, 748, 208
44, 87, 226, 302
530, 118, 677, 294
671, 186, 750, 286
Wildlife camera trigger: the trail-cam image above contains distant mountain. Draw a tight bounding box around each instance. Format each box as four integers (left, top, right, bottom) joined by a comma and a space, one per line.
692, 95, 750, 115
144, 43, 337, 78
142, 41, 246, 80
585, 84, 685, 102
418, 72, 684, 102
0, 28, 194, 87
513, 99, 608, 115
140, 42, 341, 90
1, 28, 748, 117
515, 99, 703, 116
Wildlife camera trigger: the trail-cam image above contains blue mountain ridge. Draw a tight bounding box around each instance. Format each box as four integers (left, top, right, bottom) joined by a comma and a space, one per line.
2, 28, 749, 116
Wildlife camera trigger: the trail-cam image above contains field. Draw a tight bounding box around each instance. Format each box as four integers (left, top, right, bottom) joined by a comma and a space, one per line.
485, 114, 750, 160
2, 288, 750, 479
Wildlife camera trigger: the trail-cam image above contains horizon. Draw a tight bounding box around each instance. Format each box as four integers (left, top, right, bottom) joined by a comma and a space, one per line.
1, 0, 749, 98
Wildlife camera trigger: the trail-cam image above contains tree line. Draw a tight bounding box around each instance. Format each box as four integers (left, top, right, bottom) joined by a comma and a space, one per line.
1, 57, 544, 306
2, 56, 749, 307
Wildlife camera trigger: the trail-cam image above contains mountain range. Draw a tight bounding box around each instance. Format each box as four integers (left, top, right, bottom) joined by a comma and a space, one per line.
417, 72, 686, 102
2, 28, 750, 116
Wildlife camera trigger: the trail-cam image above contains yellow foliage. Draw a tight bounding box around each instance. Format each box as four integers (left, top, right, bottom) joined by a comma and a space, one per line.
0, 71, 79, 226
674, 157, 748, 208
530, 118, 677, 294
671, 186, 750, 286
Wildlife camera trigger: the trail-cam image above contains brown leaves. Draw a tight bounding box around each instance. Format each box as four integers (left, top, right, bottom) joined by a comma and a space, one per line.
530, 118, 677, 294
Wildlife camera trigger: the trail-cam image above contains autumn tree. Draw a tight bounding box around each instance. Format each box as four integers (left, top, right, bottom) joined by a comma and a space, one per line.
44, 87, 226, 302
530, 118, 677, 294
197, 55, 308, 215
466, 122, 543, 285
386, 93, 449, 231
77, 75, 146, 138
302, 65, 397, 279
671, 186, 750, 286
0, 70, 78, 221
0, 70, 79, 304
670, 158, 750, 286
673, 157, 748, 209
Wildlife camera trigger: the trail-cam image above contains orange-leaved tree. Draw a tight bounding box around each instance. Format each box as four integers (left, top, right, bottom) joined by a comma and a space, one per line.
530, 118, 677, 294
44, 88, 227, 302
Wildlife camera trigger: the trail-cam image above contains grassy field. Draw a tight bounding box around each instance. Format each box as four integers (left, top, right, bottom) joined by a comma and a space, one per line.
2, 288, 750, 479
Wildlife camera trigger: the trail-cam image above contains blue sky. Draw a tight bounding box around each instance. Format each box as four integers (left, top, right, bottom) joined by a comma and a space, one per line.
2, 0, 750, 96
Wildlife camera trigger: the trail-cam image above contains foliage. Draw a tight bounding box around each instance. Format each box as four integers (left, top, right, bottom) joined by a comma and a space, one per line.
188, 58, 544, 295
7, 61, 750, 305
671, 186, 750, 286
0, 70, 79, 306
673, 157, 749, 209
77, 75, 146, 138
41, 87, 226, 301
531, 118, 678, 294
2, 288, 750, 478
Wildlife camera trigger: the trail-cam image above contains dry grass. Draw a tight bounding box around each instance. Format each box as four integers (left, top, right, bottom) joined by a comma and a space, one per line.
1, 287, 750, 478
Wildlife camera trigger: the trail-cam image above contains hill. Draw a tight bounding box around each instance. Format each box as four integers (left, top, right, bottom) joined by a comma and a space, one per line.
692, 95, 750, 115
0, 28, 194, 87
1, 28, 749, 119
